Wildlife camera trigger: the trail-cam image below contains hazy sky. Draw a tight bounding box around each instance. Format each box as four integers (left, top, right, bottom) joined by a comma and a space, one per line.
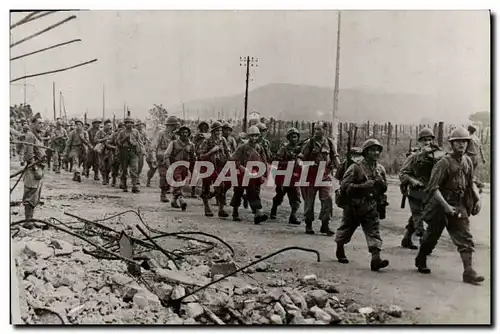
10, 10, 490, 121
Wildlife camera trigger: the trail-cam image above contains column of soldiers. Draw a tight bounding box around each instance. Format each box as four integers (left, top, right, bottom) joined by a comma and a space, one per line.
10, 113, 485, 284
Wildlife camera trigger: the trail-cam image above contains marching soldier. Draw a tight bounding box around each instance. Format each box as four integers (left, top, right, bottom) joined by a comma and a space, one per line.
18, 121, 30, 166
85, 119, 102, 180
150, 116, 180, 202
41, 122, 54, 171
270, 127, 302, 225
335, 147, 363, 181
95, 120, 115, 185
415, 127, 484, 285
64, 119, 90, 182
297, 121, 340, 236
335, 139, 390, 271
198, 121, 231, 217
108, 122, 125, 187
136, 120, 148, 185
466, 124, 486, 190
191, 121, 210, 198
116, 116, 143, 193
237, 132, 248, 146
50, 118, 68, 174
164, 125, 196, 211
399, 128, 444, 249
22, 116, 47, 224
229, 125, 269, 224
256, 122, 272, 162
222, 122, 238, 154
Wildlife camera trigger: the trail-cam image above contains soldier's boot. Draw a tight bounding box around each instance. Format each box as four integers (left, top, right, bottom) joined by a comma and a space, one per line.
171, 198, 180, 208
22, 205, 35, 229
460, 252, 484, 285
254, 209, 268, 225
94, 170, 100, 181
111, 177, 117, 187
270, 201, 278, 220
75, 172, 82, 183
146, 178, 151, 187
401, 230, 418, 250
218, 201, 229, 218
305, 221, 314, 235
121, 180, 128, 192
415, 254, 431, 274
166, 186, 172, 194
72, 172, 77, 181
288, 206, 301, 225
160, 189, 169, 203
179, 198, 187, 211
55, 166, 61, 174
232, 207, 242, 222
320, 221, 334, 236
243, 197, 249, 209
203, 199, 214, 217
132, 186, 140, 194
190, 187, 197, 198
336, 243, 349, 264
370, 252, 389, 271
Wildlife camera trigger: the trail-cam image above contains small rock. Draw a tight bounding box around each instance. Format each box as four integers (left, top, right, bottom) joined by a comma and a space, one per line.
279, 293, 293, 306
50, 239, 74, 256
183, 303, 204, 319
24, 241, 53, 259
111, 273, 134, 286
273, 302, 287, 320
155, 268, 206, 286
305, 289, 329, 308
270, 314, 283, 324
242, 267, 255, 274
183, 294, 199, 303
210, 262, 237, 278
287, 289, 308, 311
260, 288, 283, 304
213, 274, 224, 281
167, 260, 178, 271
155, 283, 173, 300
171, 285, 185, 300
285, 303, 301, 313
122, 284, 146, 301
358, 307, 374, 315
71, 251, 92, 264
269, 279, 286, 287
303, 318, 315, 324
316, 280, 340, 293
67, 304, 85, 319
289, 310, 306, 324
133, 291, 161, 311
324, 306, 343, 323
53, 286, 73, 300
303, 274, 317, 284
190, 265, 210, 277
255, 262, 271, 272
187, 240, 201, 248
310, 305, 331, 323
386, 305, 403, 318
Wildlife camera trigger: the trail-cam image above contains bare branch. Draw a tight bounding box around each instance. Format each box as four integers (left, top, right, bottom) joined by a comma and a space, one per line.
10, 15, 77, 48
16, 11, 60, 27
10, 11, 41, 29
11, 38, 82, 61
10, 58, 98, 83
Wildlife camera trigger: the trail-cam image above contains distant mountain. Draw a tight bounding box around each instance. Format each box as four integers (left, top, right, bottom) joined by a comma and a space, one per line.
169, 83, 467, 124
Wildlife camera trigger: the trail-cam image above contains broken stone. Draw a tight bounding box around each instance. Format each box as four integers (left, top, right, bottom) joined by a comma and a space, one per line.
358, 307, 374, 315
310, 305, 331, 323
133, 291, 161, 311
305, 289, 329, 308
255, 262, 271, 272
287, 289, 308, 311
155, 268, 206, 286
190, 264, 210, 277
260, 288, 283, 304
270, 314, 283, 324
273, 302, 287, 320
183, 303, 204, 319
53, 286, 73, 300
324, 306, 343, 323
303, 274, 317, 284
285, 303, 301, 313
187, 240, 202, 248
386, 305, 403, 318
269, 279, 286, 287
183, 317, 197, 325
111, 273, 134, 286
24, 241, 53, 259
316, 280, 340, 293
122, 284, 146, 302
183, 294, 199, 303
303, 318, 315, 324
67, 304, 85, 319
289, 310, 306, 324
154, 283, 173, 300
50, 239, 74, 256
52, 274, 78, 288
210, 262, 237, 278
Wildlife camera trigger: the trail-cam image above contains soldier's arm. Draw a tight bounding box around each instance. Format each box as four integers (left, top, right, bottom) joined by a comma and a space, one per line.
64, 132, 73, 155
340, 163, 358, 192
426, 158, 454, 212
399, 154, 419, 186
198, 139, 213, 160
24, 133, 35, 163
330, 138, 341, 167
164, 141, 174, 167
297, 139, 310, 164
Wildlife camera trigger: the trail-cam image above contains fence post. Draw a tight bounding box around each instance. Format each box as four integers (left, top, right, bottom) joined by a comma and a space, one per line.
353, 124, 358, 147
387, 122, 392, 151
395, 124, 398, 145
437, 121, 444, 147
337, 122, 343, 153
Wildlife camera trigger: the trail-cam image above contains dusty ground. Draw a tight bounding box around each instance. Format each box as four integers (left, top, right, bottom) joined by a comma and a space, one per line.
10, 161, 491, 324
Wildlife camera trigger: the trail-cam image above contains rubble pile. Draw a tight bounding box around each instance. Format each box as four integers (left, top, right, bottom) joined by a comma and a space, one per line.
12, 221, 404, 325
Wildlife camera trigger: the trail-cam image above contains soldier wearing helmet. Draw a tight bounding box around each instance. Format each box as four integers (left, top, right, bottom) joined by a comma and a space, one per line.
296, 121, 340, 236
85, 119, 103, 181
114, 116, 143, 193
107, 121, 125, 187
94, 119, 114, 185
229, 125, 269, 224
40, 121, 55, 171
335, 138, 390, 272
222, 122, 238, 154
189, 121, 211, 197
150, 115, 181, 202
164, 125, 196, 211
198, 121, 232, 217
255, 122, 272, 162
465, 124, 486, 187
50, 117, 68, 174
64, 119, 90, 183
415, 127, 483, 285
269, 127, 302, 225
134, 120, 148, 185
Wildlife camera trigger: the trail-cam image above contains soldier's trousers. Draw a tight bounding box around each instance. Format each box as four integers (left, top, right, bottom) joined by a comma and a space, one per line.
419, 205, 474, 256
99, 152, 113, 179
146, 161, 157, 180
273, 185, 300, 210
68, 146, 86, 173
406, 189, 427, 236
171, 166, 189, 199
158, 162, 171, 192
52, 148, 64, 170
86, 150, 99, 174
335, 206, 383, 254
231, 184, 262, 212
119, 148, 139, 187
137, 153, 145, 177
301, 186, 332, 223
111, 152, 121, 179
46, 148, 53, 168
202, 178, 229, 205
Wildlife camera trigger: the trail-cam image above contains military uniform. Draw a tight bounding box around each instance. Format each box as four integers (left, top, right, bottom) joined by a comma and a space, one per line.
41, 126, 54, 170
95, 123, 114, 185
270, 127, 302, 225
229, 125, 268, 224
164, 126, 196, 210
116, 118, 143, 192
198, 121, 231, 217
107, 125, 124, 187
136, 121, 148, 183
50, 125, 68, 173
335, 139, 389, 271
298, 129, 338, 235
86, 120, 102, 180
22, 126, 46, 220
65, 122, 90, 182
416, 127, 484, 285
191, 121, 210, 198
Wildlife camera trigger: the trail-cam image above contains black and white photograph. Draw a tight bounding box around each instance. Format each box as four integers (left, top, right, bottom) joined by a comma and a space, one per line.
9, 8, 491, 325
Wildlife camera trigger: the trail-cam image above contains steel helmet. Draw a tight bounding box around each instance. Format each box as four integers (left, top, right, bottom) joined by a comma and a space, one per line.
467, 124, 477, 132
286, 127, 300, 139
178, 125, 191, 135
166, 115, 180, 126
75, 119, 83, 125
238, 132, 247, 140
92, 119, 102, 124
247, 125, 260, 135
198, 121, 209, 130
314, 121, 327, 130
418, 127, 435, 140
124, 116, 134, 124
222, 122, 233, 130
448, 127, 471, 141
362, 138, 383, 153
349, 147, 363, 155
256, 123, 267, 131
210, 121, 222, 132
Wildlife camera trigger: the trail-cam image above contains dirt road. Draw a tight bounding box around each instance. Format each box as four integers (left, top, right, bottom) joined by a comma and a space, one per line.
10, 163, 491, 324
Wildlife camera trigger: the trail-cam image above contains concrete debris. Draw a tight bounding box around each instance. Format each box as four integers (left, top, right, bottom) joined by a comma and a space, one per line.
171, 285, 186, 300
182, 303, 204, 319
303, 274, 317, 284
24, 241, 53, 259
270, 314, 283, 324
310, 305, 332, 323
386, 305, 403, 318
305, 289, 329, 308
358, 307, 374, 315
50, 239, 74, 256
210, 262, 237, 278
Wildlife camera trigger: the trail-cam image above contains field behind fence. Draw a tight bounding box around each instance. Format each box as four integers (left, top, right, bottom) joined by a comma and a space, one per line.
178, 119, 491, 183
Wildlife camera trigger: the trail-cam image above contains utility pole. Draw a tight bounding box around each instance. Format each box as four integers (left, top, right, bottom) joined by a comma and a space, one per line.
52, 81, 56, 121
102, 84, 105, 121
240, 56, 258, 132
332, 11, 342, 130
